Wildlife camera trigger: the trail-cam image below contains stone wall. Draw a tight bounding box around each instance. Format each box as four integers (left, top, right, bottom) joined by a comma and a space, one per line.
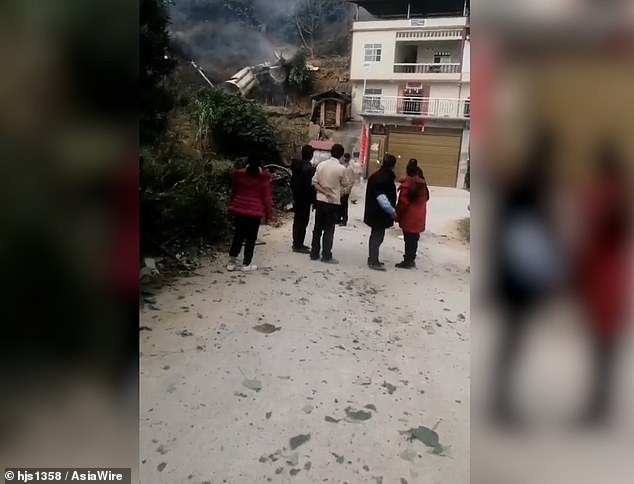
264, 106, 311, 164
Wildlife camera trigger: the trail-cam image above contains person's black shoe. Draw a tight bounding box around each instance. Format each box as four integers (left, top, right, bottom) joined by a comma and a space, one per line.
395, 261, 414, 269
368, 262, 386, 271
338, 222, 347, 227
293, 246, 311, 254
321, 257, 339, 264
310, 253, 320, 260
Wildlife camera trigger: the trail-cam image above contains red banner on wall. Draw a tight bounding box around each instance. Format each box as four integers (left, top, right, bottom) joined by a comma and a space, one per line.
359, 123, 369, 166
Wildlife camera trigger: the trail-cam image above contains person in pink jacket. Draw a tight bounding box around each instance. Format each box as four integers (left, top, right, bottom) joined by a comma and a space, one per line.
396, 159, 430, 269
227, 156, 273, 272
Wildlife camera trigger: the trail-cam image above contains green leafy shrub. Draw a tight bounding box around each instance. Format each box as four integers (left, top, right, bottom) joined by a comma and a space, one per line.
190, 88, 280, 162
141, 153, 234, 248
286, 49, 313, 95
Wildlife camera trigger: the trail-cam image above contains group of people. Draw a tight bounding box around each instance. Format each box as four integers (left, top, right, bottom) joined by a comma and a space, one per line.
489, 130, 632, 426
364, 153, 430, 270
225, 143, 430, 273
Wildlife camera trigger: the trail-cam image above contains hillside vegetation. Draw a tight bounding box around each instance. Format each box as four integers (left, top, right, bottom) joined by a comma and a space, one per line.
141, 0, 355, 255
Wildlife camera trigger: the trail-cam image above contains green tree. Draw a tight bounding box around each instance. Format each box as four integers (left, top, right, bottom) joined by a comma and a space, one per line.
141, 0, 176, 145
286, 49, 313, 95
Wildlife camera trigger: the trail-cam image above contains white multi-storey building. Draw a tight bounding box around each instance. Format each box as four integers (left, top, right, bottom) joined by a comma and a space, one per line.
349, 0, 470, 187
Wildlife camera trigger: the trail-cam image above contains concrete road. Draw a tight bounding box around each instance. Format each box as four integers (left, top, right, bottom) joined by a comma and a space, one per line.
140, 186, 470, 484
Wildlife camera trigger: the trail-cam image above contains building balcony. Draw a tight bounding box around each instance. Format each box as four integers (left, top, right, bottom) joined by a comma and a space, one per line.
393, 63, 461, 74
396, 29, 463, 41
361, 96, 470, 119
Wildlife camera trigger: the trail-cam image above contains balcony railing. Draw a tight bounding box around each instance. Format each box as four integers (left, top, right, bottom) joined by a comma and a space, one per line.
396, 29, 463, 40
361, 96, 470, 119
393, 63, 461, 74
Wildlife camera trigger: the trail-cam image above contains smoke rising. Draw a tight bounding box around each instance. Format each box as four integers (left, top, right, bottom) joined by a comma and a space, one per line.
168, 0, 352, 80
171, 22, 280, 77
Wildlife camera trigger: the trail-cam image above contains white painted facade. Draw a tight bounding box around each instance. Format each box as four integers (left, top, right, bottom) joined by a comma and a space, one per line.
349, 14, 470, 188
350, 17, 468, 81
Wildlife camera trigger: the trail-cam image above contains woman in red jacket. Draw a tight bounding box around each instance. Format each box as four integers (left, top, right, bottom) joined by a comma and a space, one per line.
396, 159, 430, 269
227, 156, 273, 272
574, 145, 631, 423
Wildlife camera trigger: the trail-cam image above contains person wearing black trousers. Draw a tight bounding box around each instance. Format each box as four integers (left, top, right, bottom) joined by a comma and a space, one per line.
227, 156, 273, 272
290, 145, 316, 253
311, 144, 349, 264
364, 154, 398, 271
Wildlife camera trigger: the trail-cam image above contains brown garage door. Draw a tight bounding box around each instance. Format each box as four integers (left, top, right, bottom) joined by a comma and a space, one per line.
387, 130, 462, 187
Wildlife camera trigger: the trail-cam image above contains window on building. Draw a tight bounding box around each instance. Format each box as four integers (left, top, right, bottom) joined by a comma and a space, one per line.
364, 44, 382, 63
431, 52, 452, 73
433, 52, 452, 63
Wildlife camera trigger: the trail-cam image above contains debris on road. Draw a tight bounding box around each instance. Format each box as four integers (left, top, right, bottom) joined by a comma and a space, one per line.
253, 323, 281, 334
286, 452, 299, 466
353, 376, 372, 386
242, 378, 263, 392
331, 452, 345, 464
239, 367, 263, 392
382, 381, 397, 394
289, 433, 311, 450
403, 421, 448, 456
344, 407, 372, 422
140, 186, 469, 481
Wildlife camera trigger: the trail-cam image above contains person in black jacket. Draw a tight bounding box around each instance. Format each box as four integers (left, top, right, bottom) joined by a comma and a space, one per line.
290, 145, 316, 253
364, 153, 398, 271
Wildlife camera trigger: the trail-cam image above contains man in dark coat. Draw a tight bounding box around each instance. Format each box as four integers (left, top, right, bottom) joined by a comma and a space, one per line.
364, 153, 398, 271
290, 145, 316, 253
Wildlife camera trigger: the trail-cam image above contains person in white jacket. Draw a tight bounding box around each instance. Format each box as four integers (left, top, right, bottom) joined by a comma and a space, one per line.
310, 144, 350, 263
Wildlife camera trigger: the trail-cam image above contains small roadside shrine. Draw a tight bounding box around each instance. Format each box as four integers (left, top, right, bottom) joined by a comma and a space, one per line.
310, 90, 351, 129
